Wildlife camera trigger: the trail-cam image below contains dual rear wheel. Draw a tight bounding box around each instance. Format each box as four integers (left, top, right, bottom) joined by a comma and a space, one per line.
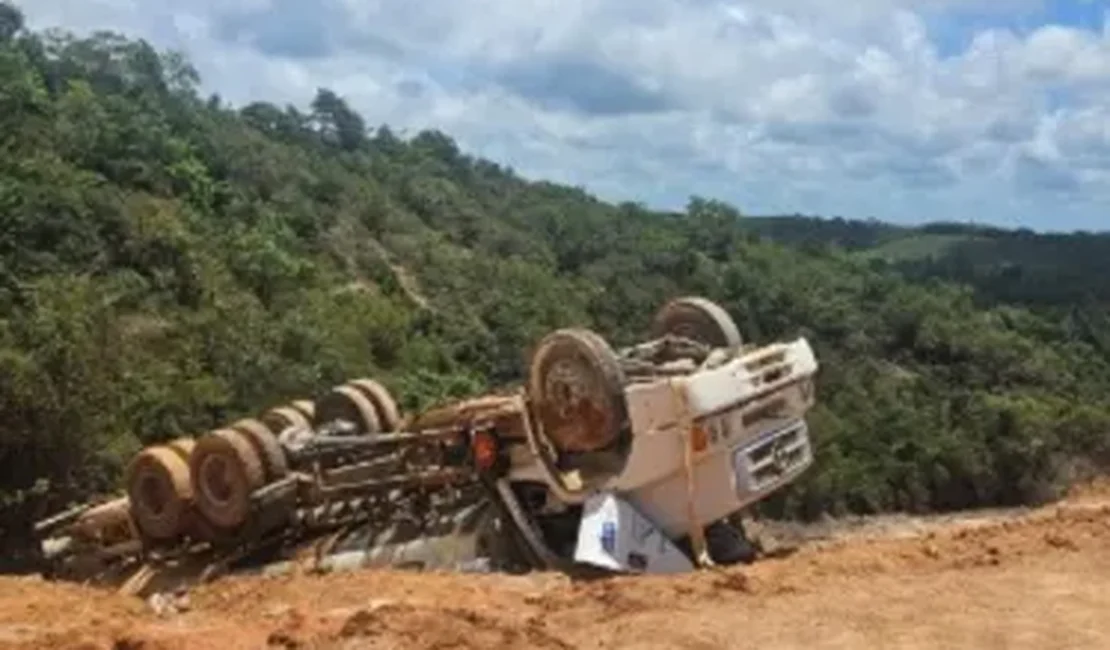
125, 379, 401, 539
124, 442, 195, 542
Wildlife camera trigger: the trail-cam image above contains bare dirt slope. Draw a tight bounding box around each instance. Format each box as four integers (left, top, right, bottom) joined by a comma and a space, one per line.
3, 483, 1110, 650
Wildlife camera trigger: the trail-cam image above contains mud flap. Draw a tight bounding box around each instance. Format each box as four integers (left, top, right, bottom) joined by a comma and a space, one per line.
573, 492, 693, 574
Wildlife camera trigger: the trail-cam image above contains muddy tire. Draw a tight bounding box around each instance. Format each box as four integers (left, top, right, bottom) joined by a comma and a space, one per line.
125, 446, 194, 542
291, 400, 315, 421
346, 378, 402, 432
166, 437, 195, 462
230, 418, 289, 481
527, 328, 628, 453
651, 296, 742, 349
261, 405, 312, 436
189, 429, 266, 530
314, 385, 382, 436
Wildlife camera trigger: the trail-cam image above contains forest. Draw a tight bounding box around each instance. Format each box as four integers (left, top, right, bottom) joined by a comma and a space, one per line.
2, 2, 1110, 560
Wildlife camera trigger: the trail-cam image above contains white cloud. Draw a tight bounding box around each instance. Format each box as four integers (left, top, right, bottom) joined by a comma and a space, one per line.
16, 0, 1110, 230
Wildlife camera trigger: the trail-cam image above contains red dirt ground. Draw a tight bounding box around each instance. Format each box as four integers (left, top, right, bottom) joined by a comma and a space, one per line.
4, 482, 1110, 649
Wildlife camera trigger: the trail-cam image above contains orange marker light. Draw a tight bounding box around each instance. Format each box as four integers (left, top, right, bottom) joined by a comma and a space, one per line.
472, 431, 499, 471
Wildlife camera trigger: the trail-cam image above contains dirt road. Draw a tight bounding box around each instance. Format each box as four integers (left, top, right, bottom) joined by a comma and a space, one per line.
3, 485, 1110, 650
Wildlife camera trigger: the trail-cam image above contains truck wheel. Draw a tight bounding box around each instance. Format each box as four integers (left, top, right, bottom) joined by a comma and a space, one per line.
189, 429, 266, 530
166, 437, 195, 462
527, 328, 628, 453
345, 378, 402, 432
651, 296, 742, 349
704, 520, 759, 565
291, 399, 315, 421
125, 445, 194, 542
230, 418, 289, 481
261, 405, 311, 437
314, 385, 381, 436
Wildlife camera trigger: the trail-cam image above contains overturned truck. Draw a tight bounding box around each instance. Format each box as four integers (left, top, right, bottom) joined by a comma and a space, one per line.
34, 297, 819, 595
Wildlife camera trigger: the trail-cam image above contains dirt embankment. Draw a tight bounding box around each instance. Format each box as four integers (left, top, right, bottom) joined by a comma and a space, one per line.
4, 482, 1110, 650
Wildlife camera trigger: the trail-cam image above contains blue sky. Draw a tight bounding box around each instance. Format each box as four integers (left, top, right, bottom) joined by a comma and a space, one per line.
18, 0, 1110, 232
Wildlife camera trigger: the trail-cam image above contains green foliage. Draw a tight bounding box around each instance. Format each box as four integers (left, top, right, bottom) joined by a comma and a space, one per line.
862, 233, 980, 263
0, 1, 22, 43
2, 6, 1110, 562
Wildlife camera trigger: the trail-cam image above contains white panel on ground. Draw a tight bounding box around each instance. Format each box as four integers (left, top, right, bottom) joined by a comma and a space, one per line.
573, 492, 694, 574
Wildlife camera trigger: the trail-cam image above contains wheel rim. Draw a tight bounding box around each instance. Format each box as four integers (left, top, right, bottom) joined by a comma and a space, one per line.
199, 454, 235, 506
138, 474, 168, 516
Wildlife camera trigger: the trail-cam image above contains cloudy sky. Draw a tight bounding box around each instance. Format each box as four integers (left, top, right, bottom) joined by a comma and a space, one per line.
18, 0, 1110, 231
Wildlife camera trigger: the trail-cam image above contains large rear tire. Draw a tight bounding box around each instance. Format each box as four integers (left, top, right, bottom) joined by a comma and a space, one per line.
229, 418, 289, 481
166, 437, 195, 462
125, 446, 194, 542
314, 385, 381, 436
651, 296, 742, 349
189, 429, 266, 530
527, 328, 628, 454
346, 378, 402, 432
261, 405, 311, 437
291, 400, 315, 421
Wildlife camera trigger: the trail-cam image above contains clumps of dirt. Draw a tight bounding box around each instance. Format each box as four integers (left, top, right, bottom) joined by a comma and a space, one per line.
254, 599, 573, 650
7, 489, 1110, 650
340, 603, 541, 649
744, 499, 1110, 590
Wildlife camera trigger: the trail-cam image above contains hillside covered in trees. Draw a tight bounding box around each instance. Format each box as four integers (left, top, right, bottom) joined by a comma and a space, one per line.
741, 216, 1110, 308
3, 3, 1110, 559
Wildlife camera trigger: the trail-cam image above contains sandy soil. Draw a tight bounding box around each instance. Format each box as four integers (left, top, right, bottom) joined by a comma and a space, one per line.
4, 483, 1110, 650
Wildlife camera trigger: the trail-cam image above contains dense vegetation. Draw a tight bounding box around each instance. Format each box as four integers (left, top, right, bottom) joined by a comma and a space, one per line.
743, 216, 1110, 309
3, 3, 1110, 560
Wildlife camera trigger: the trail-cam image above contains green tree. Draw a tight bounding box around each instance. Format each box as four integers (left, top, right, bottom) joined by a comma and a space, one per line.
0, 2, 22, 43
311, 87, 367, 152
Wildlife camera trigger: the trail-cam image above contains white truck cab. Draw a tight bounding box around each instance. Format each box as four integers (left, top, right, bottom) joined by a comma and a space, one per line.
495, 298, 820, 573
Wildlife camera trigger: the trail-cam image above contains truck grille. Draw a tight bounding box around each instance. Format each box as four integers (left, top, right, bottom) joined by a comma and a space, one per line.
734, 421, 810, 494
